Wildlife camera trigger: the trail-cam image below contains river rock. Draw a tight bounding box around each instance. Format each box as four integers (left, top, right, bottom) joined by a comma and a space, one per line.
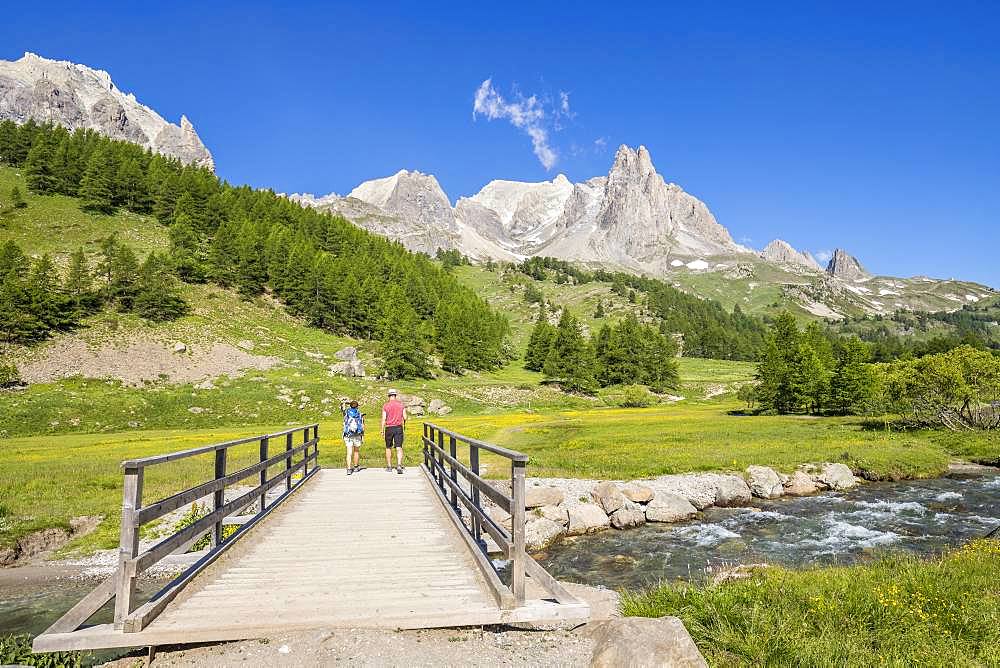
566, 503, 611, 535
610, 501, 646, 529
646, 475, 718, 510
526, 485, 564, 509
334, 346, 358, 361
173, 341, 187, 353
783, 470, 820, 496
817, 463, 857, 490
645, 493, 698, 522
525, 517, 564, 550
588, 616, 708, 668
591, 481, 626, 514
488, 507, 512, 531
622, 482, 654, 504
714, 475, 752, 507
745, 465, 783, 499
536, 504, 569, 526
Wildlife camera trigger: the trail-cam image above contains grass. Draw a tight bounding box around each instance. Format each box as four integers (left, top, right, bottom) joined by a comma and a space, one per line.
620, 539, 1000, 667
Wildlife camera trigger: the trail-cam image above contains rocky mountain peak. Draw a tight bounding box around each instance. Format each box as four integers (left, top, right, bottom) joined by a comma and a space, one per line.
825, 248, 870, 280
761, 239, 822, 270
0, 52, 214, 170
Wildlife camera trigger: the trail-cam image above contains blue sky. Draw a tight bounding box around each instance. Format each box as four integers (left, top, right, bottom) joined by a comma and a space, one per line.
4, 1, 998, 286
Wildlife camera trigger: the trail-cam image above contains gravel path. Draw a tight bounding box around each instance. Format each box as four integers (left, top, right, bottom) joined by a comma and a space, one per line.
100, 627, 595, 667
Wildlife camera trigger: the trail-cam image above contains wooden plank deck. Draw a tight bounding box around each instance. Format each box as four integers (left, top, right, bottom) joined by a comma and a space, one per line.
35, 467, 587, 652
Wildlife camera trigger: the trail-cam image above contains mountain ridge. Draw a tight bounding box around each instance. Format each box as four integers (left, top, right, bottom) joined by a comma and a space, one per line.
0, 52, 213, 169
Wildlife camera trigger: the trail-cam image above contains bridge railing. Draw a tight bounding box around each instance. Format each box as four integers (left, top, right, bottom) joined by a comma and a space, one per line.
422, 422, 578, 609
42, 424, 320, 637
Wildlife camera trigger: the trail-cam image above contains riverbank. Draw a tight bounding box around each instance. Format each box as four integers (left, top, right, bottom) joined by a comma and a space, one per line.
621, 539, 1000, 666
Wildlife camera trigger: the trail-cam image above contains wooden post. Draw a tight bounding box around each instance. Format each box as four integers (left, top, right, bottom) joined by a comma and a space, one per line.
114, 464, 144, 628
302, 427, 309, 477
422, 423, 429, 469
449, 435, 459, 512
285, 432, 293, 492
212, 448, 227, 548
259, 437, 269, 513
437, 430, 445, 492
470, 445, 481, 545
510, 460, 526, 607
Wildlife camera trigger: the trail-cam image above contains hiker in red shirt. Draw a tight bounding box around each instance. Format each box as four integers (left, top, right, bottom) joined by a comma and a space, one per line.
381, 388, 407, 474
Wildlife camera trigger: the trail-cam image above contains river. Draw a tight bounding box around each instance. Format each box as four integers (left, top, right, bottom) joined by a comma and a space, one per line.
537, 472, 1000, 590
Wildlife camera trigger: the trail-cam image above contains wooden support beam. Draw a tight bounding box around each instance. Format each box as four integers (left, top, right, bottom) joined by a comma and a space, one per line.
114, 466, 143, 628
510, 460, 526, 607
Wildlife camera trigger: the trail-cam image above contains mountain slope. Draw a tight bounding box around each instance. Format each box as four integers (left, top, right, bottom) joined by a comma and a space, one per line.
0, 52, 213, 169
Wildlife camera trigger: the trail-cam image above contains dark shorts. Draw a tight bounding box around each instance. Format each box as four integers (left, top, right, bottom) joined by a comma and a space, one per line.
384, 425, 404, 449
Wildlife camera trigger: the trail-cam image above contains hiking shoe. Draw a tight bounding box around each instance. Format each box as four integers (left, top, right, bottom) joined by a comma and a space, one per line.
397, 466, 404, 474
385, 466, 392, 472
347, 467, 353, 475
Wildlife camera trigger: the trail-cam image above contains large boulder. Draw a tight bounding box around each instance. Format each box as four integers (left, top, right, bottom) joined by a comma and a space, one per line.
588, 617, 708, 668
645, 493, 698, 523
566, 503, 611, 535
622, 482, 654, 504
525, 485, 564, 509
817, 463, 857, 491
525, 517, 564, 550
784, 470, 820, 496
646, 475, 719, 510
714, 475, 752, 507
536, 504, 569, 526
591, 481, 626, 515
329, 360, 365, 377
745, 465, 784, 499
334, 346, 358, 361
427, 398, 453, 415
610, 501, 646, 529
401, 394, 425, 408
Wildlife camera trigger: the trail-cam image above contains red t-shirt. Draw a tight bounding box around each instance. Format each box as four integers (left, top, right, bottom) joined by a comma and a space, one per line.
383, 399, 405, 427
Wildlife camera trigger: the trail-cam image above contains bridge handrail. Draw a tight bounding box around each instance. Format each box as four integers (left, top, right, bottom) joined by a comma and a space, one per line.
40, 423, 321, 638
422, 422, 528, 608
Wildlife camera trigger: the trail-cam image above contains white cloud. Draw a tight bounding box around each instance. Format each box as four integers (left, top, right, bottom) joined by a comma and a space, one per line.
593, 136, 607, 151
815, 250, 833, 263
559, 91, 571, 114
473, 78, 558, 170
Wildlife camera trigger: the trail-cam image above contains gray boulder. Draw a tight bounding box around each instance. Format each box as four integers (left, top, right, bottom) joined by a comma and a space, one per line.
817, 463, 857, 490
622, 482, 654, 504
525, 485, 564, 509
566, 503, 611, 535
714, 475, 752, 507
784, 470, 820, 496
745, 465, 784, 499
645, 493, 698, 523
536, 504, 569, 526
524, 517, 564, 550
588, 616, 708, 668
610, 501, 646, 529
329, 360, 365, 377
591, 481, 626, 514
334, 346, 358, 361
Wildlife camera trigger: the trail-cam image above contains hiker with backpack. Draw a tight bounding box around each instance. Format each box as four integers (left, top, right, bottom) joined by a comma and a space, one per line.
342, 399, 365, 475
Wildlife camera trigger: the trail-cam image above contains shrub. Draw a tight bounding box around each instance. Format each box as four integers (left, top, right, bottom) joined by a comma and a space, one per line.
0, 361, 24, 389
0, 634, 85, 667
618, 385, 656, 408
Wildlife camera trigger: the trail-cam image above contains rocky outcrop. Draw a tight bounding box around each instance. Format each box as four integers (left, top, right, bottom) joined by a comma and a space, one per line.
825, 248, 870, 281
0, 52, 213, 169
588, 617, 708, 668
329, 360, 365, 377
745, 465, 784, 499
761, 239, 821, 270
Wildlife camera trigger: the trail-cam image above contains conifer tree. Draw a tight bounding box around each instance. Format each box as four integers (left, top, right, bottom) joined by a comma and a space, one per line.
0, 269, 42, 343
756, 312, 802, 412
10, 185, 26, 209
64, 248, 94, 313
593, 299, 605, 318
109, 245, 140, 310
78, 147, 116, 213
543, 310, 597, 393
524, 305, 556, 371
26, 254, 67, 330
831, 337, 874, 414
116, 158, 147, 211
24, 134, 58, 194
377, 286, 430, 379
168, 218, 205, 282
134, 252, 188, 321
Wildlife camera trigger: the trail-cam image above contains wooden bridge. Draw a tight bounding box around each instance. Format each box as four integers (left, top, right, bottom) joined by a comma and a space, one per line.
34, 423, 588, 653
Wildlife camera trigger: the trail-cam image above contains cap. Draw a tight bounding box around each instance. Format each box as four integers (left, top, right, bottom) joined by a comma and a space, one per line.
388, 388, 398, 396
